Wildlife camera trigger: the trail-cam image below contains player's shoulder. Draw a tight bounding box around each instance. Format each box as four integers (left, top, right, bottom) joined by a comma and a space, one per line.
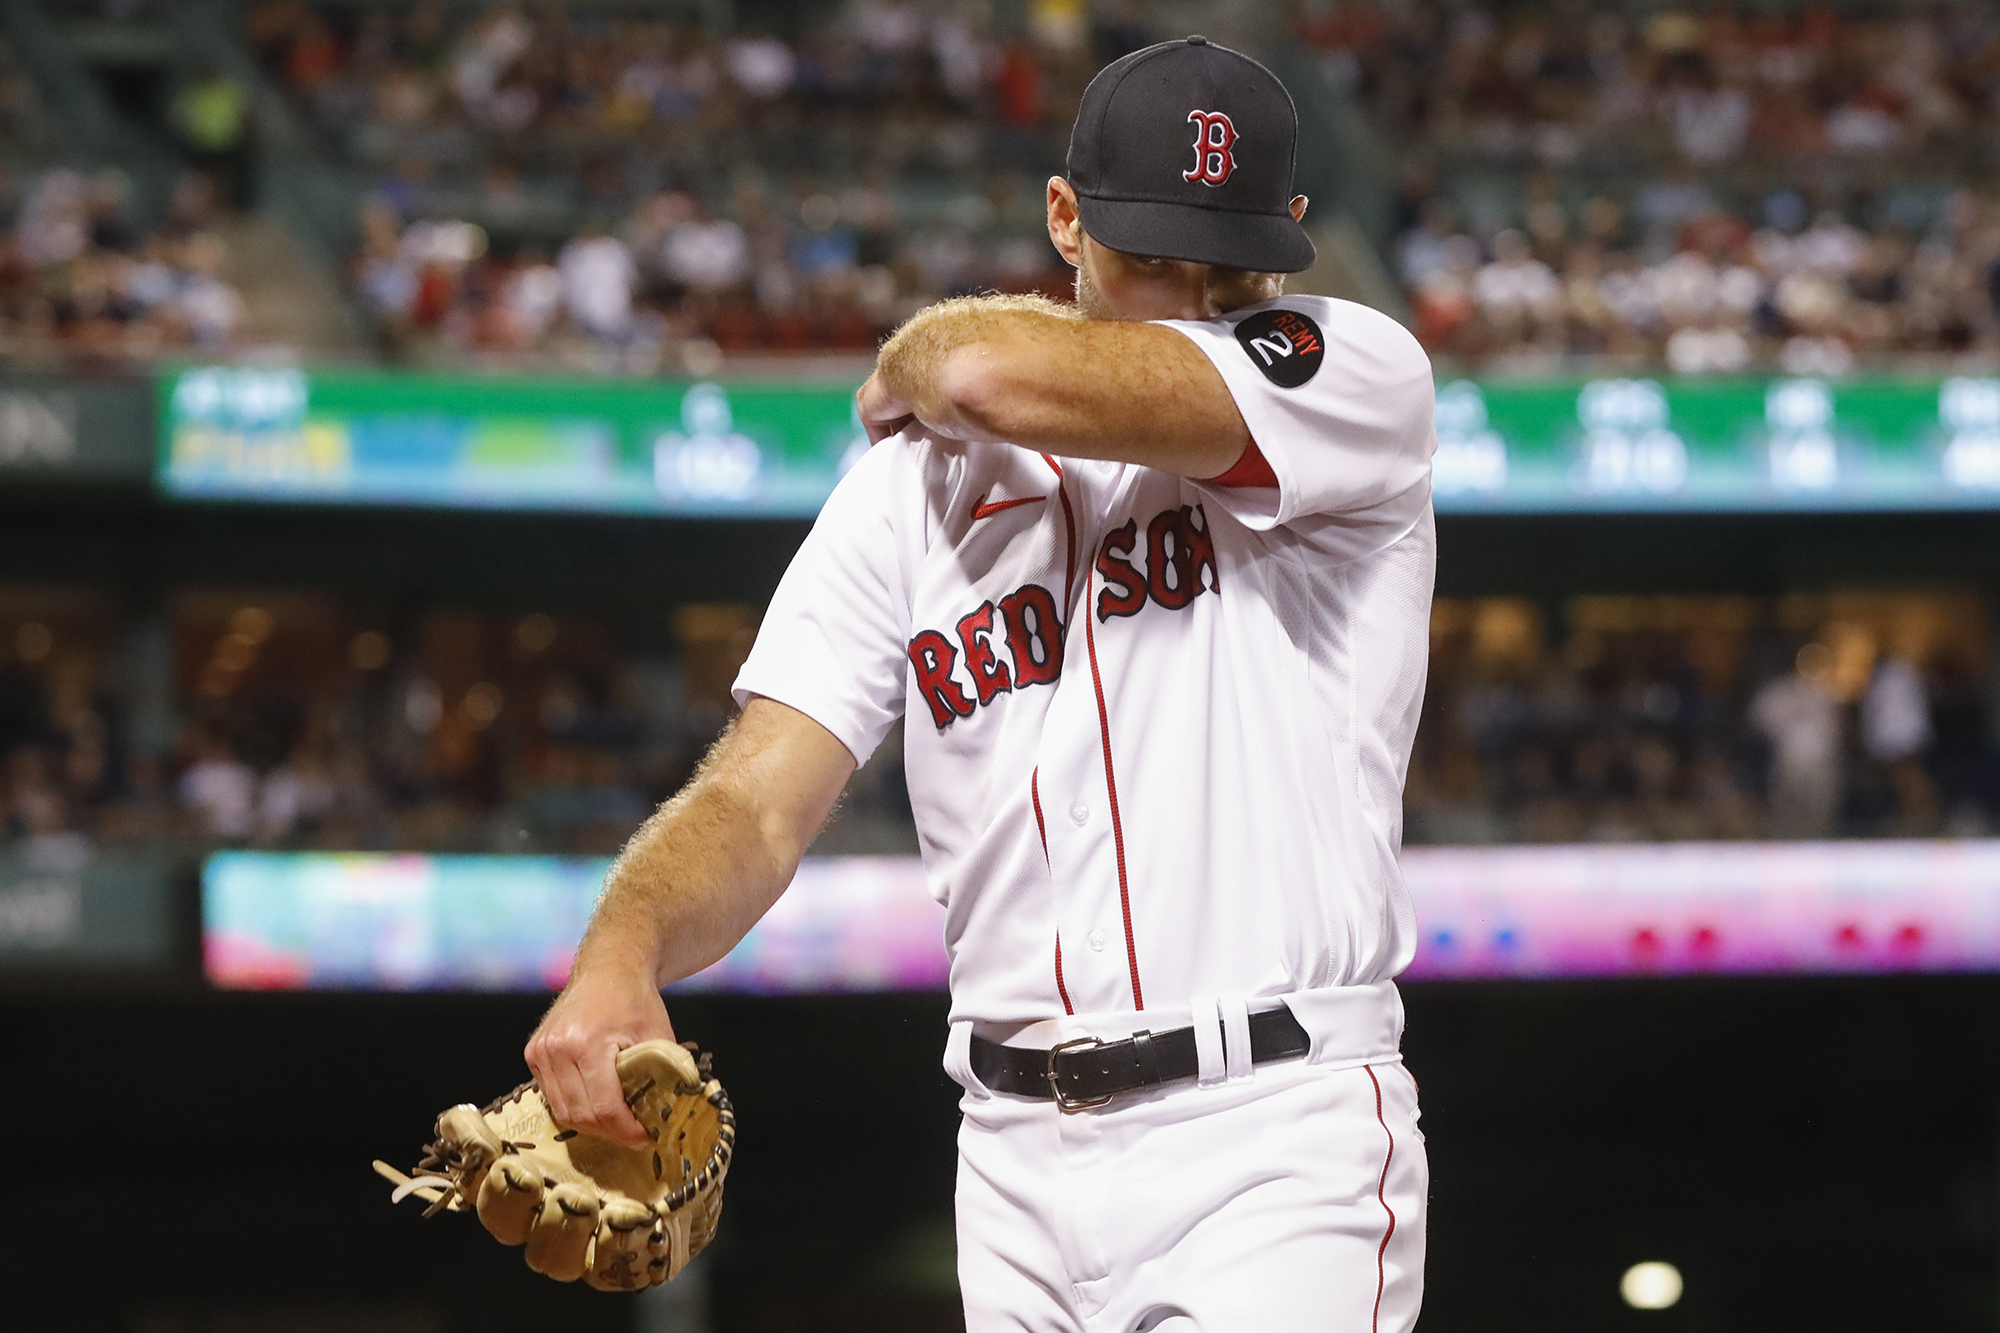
1229, 295, 1428, 372
1294, 295, 1425, 356
835, 428, 968, 487
1179, 296, 1430, 403
828, 431, 1029, 529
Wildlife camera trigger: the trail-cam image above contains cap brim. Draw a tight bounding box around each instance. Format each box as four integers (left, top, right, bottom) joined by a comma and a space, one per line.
1077, 195, 1316, 274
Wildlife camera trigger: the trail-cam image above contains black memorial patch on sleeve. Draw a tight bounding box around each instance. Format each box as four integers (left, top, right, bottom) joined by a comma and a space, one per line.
1233, 308, 1325, 388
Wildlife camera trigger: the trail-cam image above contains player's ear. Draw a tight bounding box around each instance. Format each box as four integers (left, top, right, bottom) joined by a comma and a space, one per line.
1047, 178, 1085, 267
1290, 194, 1309, 223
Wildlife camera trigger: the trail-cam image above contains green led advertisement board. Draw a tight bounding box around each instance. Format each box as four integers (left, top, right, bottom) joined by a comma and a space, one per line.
159, 367, 867, 516
1430, 375, 2000, 512
158, 367, 2000, 515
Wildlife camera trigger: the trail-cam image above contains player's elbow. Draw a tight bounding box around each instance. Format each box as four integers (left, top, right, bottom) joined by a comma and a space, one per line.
686, 776, 802, 878
937, 342, 1035, 443
686, 769, 807, 883
754, 801, 817, 875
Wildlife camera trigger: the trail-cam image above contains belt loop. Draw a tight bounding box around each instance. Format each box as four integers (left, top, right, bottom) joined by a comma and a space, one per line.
1129, 1029, 1161, 1086
1190, 995, 1224, 1086
1219, 993, 1253, 1081
943, 1020, 989, 1099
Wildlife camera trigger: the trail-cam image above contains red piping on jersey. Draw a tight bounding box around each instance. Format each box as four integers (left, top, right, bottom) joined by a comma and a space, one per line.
1041, 454, 1078, 618
1053, 934, 1073, 1015
1034, 765, 1072, 1013
1081, 562, 1143, 1011
1057, 489, 1079, 622
1032, 700, 1069, 1017
1030, 767, 1048, 859
1035, 454, 1084, 1018
1366, 1065, 1398, 1333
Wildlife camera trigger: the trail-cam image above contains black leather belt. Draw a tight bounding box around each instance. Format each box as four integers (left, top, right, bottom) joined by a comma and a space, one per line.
969, 1007, 1310, 1110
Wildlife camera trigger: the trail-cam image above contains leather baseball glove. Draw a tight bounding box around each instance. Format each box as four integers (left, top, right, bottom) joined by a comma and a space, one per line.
373, 1040, 734, 1292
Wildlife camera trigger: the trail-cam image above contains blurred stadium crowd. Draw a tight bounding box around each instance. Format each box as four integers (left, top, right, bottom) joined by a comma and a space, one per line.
2, 0, 1998, 372
0, 587, 915, 863
248, 0, 1124, 364
1, 584, 1993, 861
0, 30, 253, 366
1408, 590, 1995, 845
1, 170, 250, 364
1349, 1, 2000, 370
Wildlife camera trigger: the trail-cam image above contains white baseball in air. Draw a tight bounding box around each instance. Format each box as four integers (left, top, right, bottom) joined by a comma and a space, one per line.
1620, 1261, 1684, 1310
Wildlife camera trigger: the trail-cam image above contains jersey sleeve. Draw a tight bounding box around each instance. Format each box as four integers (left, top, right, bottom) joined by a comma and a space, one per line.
1158, 297, 1436, 531
730, 441, 918, 765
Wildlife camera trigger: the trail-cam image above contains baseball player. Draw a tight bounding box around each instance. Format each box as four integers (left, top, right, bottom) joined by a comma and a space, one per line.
528, 36, 1436, 1332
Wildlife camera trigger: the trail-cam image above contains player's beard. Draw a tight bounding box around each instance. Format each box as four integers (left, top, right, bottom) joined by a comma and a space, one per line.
1072, 263, 1121, 321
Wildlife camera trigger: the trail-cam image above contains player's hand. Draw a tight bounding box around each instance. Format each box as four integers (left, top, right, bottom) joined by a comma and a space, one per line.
525, 967, 675, 1150
857, 371, 917, 444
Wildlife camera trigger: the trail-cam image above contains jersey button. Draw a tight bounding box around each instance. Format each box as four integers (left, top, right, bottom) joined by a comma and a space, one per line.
1069, 802, 1089, 826
1088, 929, 1107, 951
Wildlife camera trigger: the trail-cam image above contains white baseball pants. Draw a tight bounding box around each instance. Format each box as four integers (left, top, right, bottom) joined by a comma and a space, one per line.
953, 1053, 1426, 1332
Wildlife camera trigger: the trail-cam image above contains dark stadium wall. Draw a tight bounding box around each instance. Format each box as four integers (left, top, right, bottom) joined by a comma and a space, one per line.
11, 492, 2000, 648
4, 979, 2000, 1332
1437, 511, 2000, 604
0, 488, 816, 656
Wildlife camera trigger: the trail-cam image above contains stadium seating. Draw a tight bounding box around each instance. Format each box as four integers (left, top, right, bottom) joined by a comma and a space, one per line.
1, 581, 1991, 859
245, 0, 1097, 361
1309, 0, 2000, 368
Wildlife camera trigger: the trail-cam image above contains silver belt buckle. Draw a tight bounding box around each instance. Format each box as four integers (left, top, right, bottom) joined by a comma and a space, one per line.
1046, 1035, 1114, 1111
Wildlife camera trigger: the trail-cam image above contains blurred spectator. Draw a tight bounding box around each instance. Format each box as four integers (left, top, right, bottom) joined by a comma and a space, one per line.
726, 34, 797, 99
178, 732, 257, 842
173, 233, 247, 350
257, 739, 336, 845
558, 226, 637, 343
1863, 657, 1933, 765
1863, 652, 1941, 831
497, 249, 563, 347
1472, 229, 1561, 349
1669, 74, 1750, 164
1749, 647, 1842, 838
16, 169, 88, 268
662, 203, 751, 295
173, 66, 254, 209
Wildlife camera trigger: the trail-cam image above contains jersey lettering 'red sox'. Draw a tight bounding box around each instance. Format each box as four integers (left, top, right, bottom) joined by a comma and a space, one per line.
735, 296, 1438, 1031
908, 503, 1222, 729
1094, 504, 1219, 620
908, 583, 1064, 727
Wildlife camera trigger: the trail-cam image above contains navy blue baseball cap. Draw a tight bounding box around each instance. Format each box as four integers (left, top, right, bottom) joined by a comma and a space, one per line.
1066, 36, 1315, 274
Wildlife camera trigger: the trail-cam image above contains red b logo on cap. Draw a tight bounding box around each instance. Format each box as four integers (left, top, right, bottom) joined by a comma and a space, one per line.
1183, 110, 1238, 186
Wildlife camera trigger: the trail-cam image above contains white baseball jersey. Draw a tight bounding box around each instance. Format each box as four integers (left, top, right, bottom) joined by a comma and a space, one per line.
733, 295, 1436, 1033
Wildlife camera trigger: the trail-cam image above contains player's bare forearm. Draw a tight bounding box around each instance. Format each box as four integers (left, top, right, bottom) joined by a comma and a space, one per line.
572, 696, 854, 984
527, 697, 854, 1144
860, 295, 1251, 478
